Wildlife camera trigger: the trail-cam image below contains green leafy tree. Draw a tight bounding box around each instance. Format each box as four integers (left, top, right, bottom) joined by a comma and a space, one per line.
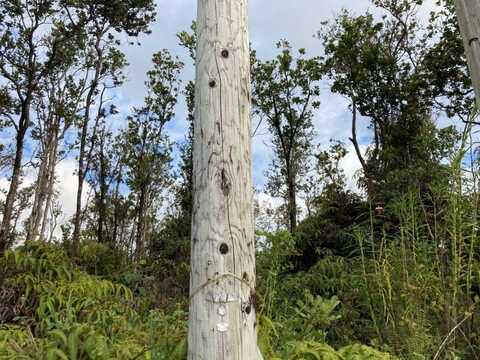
422, 0, 474, 118
85, 121, 120, 245
303, 141, 348, 216
0, 0, 79, 254
121, 49, 183, 261
25, 46, 86, 243
150, 24, 197, 270
296, 142, 367, 268
70, 0, 156, 258
320, 0, 466, 201
0, 0, 155, 256
251, 41, 322, 233
170, 22, 197, 232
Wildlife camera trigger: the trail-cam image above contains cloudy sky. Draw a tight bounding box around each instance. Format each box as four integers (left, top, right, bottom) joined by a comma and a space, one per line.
116, 0, 439, 188
88, 0, 438, 214
118, 0, 381, 190
3, 0, 443, 230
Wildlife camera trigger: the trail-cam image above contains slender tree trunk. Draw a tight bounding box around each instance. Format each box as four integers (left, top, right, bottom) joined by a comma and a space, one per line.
286, 167, 297, 233
119, 221, 126, 252
188, 0, 261, 359
71, 32, 104, 258
128, 224, 135, 261
72, 158, 85, 257
97, 132, 107, 243
349, 101, 374, 198
26, 148, 49, 242
349, 102, 367, 173
111, 163, 123, 245
0, 104, 30, 254
40, 139, 58, 241
455, 0, 480, 104
27, 123, 59, 242
97, 190, 105, 244
135, 186, 147, 261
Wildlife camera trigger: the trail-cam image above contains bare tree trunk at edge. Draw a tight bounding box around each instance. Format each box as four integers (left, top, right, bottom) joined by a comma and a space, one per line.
455, 0, 480, 104
188, 0, 261, 359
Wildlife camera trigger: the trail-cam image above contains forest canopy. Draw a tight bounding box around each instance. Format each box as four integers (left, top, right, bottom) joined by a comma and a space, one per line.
0, 0, 480, 359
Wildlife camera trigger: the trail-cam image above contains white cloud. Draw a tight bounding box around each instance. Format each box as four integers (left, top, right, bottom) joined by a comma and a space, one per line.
0, 158, 91, 239
256, 191, 283, 209
55, 159, 91, 225
341, 144, 367, 191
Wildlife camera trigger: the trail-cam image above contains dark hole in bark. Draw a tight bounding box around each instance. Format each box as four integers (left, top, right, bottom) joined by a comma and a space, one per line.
219, 243, 229, 255
209, 79, 216, 88
245, 305, 251, 314
220, 169, 231, 196
242, 272, 249, 282
221, 49, 229, 58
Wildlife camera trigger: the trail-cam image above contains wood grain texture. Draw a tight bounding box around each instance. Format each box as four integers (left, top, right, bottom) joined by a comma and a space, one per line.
188, 0, 261, 359
455, 0, 480, 104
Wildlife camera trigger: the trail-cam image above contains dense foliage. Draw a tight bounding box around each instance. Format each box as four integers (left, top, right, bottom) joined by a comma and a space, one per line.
1, 0, 480, 358
0, 241, 396, 359
2, 147, 480, 358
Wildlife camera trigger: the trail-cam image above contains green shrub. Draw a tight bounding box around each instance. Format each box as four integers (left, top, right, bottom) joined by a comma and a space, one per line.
0, 243, 187, 360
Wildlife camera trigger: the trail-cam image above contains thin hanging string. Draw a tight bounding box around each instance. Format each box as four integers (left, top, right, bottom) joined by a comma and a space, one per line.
189, 272, 253, 302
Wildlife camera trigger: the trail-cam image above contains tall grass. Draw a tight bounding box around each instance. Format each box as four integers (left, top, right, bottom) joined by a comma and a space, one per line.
354, 121, 480, 359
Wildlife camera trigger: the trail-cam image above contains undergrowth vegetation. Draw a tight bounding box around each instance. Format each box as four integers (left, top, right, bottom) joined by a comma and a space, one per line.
1, 128, 480, 358
251, 127, 479, 359
2, 157, 480, 359
0, 243, 188, 359
0, 241, 395, 359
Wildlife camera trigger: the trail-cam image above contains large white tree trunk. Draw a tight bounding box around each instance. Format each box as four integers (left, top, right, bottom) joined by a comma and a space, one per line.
455, 0, 480, 104
188, 0, 261, 359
